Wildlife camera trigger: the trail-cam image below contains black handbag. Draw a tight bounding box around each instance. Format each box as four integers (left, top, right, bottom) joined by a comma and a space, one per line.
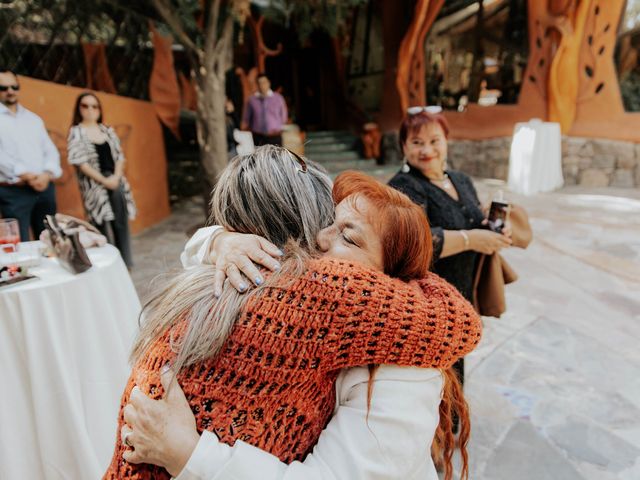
43, 215, 93, 274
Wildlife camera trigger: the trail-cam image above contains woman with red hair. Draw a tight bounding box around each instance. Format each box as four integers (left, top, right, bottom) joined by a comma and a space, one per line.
116, 169, 475, 480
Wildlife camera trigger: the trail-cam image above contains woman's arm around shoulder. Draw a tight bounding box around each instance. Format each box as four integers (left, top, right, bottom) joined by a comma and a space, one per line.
180, 226, 223, 268
289, 257, 481, 372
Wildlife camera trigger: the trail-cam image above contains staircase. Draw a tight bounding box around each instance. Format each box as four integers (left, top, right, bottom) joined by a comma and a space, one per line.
303, 130, 399, 181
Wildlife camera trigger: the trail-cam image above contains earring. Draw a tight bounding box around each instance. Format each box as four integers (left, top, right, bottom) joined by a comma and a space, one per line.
401, 159, 410, 173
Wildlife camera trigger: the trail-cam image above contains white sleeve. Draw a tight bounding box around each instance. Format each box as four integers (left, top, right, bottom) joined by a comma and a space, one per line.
180, 226, 223, 269
40, 119, 62, 179
0, 139, 18, 180
175, 366, 443, 480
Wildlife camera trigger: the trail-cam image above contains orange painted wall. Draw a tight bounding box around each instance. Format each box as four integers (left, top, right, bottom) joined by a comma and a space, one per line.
18, 76, 171, 234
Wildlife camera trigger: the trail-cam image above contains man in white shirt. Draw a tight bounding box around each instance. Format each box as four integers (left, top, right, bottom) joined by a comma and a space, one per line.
0, 68, 62, 240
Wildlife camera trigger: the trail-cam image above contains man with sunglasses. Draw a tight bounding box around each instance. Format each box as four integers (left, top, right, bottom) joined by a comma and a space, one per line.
0, 68, 61, 240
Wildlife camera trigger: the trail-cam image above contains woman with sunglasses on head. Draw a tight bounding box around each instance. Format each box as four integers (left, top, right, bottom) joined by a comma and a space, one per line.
388, 108, 512, 398
104, 147, 481, 480
67, 92, 136, 268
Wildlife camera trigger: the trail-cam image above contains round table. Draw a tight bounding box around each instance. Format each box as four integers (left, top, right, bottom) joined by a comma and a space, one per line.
0, 244, 141, 479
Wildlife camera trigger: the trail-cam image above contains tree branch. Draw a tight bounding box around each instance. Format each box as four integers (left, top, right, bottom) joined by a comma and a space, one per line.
151, 0, 201, 59
205, 0, 222, 64
214, 15, 234, 77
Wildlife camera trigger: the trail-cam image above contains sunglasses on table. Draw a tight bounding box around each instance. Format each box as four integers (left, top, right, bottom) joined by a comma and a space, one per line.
0, 85, 20, 92
407, 105, 443, 115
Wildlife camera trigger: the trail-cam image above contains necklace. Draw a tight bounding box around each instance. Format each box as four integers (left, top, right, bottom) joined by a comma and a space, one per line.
430, 172, 453, 190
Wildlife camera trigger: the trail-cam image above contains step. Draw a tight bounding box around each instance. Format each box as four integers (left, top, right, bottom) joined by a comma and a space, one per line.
327, 164, 401, 182
306, 138, 357, 147
306, 130, 355, 138
315, 158, 377, 172
305, 133, 357, 144
306, 150, 362, 162
304, 142, 357, 154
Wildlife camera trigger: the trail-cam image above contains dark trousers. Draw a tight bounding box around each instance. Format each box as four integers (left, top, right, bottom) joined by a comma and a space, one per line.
0, 183, 56, 241
253, 132, 283, 147
96, 185, 133, 268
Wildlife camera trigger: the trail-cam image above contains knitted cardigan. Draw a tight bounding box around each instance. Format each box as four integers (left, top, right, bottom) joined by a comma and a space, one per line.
104, 258, 482, 479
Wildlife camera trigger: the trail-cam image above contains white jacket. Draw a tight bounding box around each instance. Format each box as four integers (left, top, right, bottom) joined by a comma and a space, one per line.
176, 228, 443, 480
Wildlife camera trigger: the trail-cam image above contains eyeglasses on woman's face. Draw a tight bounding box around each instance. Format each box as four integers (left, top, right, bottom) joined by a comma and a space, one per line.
80, 103, 100, 110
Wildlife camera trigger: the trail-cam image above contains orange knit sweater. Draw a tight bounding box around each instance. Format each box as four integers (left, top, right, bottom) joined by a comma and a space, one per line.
104, 258, 481, 479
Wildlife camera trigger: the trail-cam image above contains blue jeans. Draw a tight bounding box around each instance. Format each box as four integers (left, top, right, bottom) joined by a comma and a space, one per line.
0, 183, 56, 241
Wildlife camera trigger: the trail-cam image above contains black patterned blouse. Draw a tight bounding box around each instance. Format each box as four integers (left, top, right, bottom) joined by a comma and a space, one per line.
388, 165, 486, 302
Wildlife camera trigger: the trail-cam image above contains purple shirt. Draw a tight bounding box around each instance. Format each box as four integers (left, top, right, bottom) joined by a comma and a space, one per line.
242, 91, 288, 135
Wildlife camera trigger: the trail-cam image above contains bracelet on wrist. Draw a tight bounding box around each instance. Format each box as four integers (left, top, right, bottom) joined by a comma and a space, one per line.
460, 230, 470, 251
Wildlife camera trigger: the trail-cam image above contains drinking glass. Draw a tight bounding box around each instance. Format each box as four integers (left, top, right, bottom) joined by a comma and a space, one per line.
0, 218, 20, 253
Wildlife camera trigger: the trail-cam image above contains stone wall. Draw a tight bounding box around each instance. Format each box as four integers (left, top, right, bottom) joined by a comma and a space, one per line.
562, 138, 639, 187
447, 138, 512, 181
444, 137, 640, 188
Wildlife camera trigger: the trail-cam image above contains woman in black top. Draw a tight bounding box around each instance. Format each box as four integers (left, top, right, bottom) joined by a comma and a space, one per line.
67, 93, 136, 268
388, 110, 512, 388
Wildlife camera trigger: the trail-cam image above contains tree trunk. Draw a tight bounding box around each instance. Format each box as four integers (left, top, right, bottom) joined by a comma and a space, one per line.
194, 14, 234, 220
195, 70, 228, 219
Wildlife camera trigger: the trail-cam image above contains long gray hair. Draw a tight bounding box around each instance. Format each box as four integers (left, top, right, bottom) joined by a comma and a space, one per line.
131, 145, 335, 372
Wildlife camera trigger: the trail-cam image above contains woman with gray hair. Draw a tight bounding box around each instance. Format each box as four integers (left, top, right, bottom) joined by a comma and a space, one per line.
104, 146, 481, 479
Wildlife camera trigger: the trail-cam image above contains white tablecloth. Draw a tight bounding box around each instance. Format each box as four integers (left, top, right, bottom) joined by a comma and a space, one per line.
0, 245, 141, 479
508, 120, 564, 195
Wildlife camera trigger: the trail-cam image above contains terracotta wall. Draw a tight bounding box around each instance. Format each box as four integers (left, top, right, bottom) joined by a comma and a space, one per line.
19, 76, 171, 234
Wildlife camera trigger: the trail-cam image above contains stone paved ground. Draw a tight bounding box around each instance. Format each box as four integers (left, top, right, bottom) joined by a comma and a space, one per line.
128, 176, 640, 480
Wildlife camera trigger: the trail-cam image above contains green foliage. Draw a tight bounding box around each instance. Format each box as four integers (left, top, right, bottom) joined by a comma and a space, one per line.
0, 0, 154, 98
262, 0, 367, 40
620, 70, 640, 112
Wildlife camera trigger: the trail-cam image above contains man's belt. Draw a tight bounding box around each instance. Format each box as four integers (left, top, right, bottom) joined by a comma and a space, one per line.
0, 181, 27, 187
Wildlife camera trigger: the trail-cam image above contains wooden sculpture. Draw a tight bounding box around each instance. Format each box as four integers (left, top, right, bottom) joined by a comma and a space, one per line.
395, 0, 444, 112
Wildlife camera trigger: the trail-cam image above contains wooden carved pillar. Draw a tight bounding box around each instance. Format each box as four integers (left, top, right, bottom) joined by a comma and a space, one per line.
526, 0, 593, 132
546, 0, 594, 132
148, 24, 181, 138
82, 43, 117, 94
248, 16, 283, 74
395, 0, 444, 112
236, 15, 283, 121
525, 0, 626, 133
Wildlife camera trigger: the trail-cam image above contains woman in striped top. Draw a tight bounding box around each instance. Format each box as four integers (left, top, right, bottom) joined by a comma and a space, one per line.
67, 92, 136, 267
